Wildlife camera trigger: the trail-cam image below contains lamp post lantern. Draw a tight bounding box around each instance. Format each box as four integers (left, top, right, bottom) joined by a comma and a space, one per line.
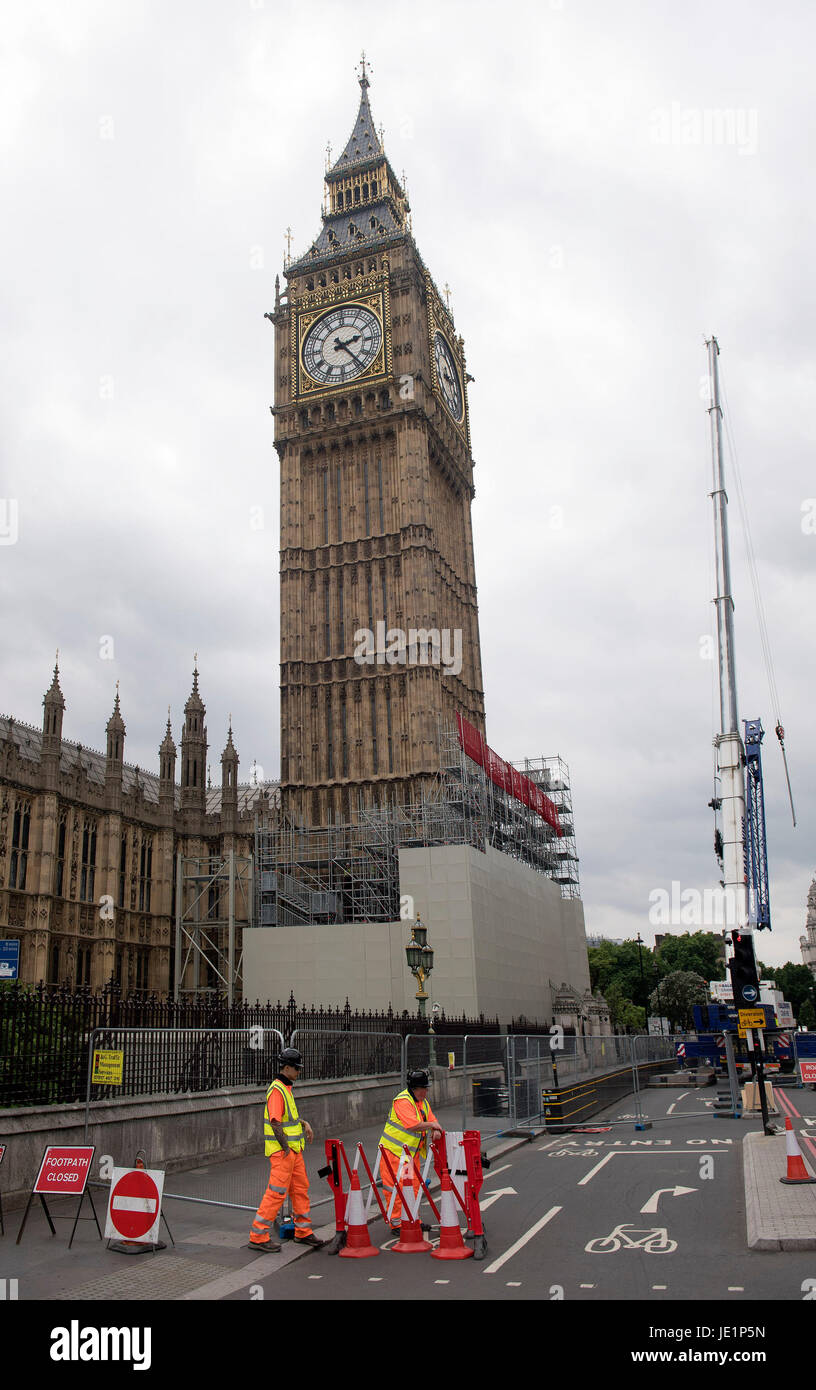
406, 914, 434, 1024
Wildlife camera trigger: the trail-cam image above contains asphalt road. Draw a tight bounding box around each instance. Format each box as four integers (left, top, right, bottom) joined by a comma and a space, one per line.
228, 1083, 816, 1302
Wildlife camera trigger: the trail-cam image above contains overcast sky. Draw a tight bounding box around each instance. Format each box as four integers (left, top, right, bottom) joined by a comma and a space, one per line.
2, 0, 814, 970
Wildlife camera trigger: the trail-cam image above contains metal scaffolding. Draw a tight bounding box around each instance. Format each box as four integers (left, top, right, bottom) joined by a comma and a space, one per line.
174, 849, 254, 1004
254, 722, 581, 926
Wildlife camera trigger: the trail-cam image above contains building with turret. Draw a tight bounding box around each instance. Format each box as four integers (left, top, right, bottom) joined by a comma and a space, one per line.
0, 661, 274, 994
800, 875, 816, 979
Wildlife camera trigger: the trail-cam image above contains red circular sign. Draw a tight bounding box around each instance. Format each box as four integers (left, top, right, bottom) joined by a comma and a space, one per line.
109, 1169, 160, 1240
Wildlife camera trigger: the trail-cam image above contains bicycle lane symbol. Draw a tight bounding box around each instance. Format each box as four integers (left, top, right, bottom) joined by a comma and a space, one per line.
585, 1225, 677, 1254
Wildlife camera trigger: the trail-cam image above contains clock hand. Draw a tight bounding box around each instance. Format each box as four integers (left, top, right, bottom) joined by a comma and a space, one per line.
334, 333, 362, 350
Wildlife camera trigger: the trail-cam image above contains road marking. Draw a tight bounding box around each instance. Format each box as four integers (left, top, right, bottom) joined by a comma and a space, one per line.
728, 1286, 744, 1291
652, 1285, 667, 1290
482, 1206, 562, 1276
434, 1280, 450, 1285
640, 1186, 697, 1214
580, 1283, 595, 1288
308, 1275, 322, 1280
776, 1091, 801, 1119
368, 1277, 383, 1282
482, 1164, 512, 1180
479, 1187, 517, 1212
667, 1092, 691, 1114
537, 1139, 564, 1152
801, 1135, 816, 1167
507, 1281, 522, 1286
579, 1152, 721, 1186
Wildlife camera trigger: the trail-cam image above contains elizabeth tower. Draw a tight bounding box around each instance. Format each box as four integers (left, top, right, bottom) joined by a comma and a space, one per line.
270, 60, 486, 826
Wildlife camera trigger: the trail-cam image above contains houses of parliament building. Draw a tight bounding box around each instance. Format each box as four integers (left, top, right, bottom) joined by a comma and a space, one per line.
0, 662, 271, 995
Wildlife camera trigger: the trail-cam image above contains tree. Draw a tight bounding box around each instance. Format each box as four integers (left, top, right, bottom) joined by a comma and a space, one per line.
762, 963, 815, 1020
648, 971, 708, 1032
588, 939, 656, 1013
656, 932, 726, 983
799, 998, 816, 1030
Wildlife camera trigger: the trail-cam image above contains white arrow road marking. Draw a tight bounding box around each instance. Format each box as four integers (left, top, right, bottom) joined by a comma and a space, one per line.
640, 1186, 697, 1214
482, 1206, 562, 1276
579, 1152, 722, 1186
479, 1187, 517, 1212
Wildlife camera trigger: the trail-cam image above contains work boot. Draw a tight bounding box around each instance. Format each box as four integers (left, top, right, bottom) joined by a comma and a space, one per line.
294, 1232, 326, 1248
249, 1238, 281, 1253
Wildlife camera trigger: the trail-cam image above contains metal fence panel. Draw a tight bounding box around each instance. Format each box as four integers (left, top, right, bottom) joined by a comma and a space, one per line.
83, 1026, 285, 1139
461, 1034, 511, 1133
290, 1029, 402, 1081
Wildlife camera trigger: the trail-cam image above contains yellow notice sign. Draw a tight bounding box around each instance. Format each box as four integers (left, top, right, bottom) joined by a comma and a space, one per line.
738, 1009, 766, 1030
447, 1052, 455, 1070
91, 1049, 124, 1085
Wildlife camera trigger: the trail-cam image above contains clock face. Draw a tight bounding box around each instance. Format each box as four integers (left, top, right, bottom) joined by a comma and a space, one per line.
434, 331, 463, 421
301, 304, 383, 385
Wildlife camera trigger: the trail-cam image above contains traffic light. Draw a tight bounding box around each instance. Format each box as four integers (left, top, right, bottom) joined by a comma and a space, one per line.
728, 931, 760, 1007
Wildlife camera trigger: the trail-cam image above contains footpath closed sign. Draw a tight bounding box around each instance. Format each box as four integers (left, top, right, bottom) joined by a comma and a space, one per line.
105, 1167, 165, 1244
799, 1060, 816, 1085
34, 1146, 94, 1194
91, 1049, 124, 1085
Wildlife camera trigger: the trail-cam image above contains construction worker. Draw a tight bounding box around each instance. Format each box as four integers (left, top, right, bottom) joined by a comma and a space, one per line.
249, 1046, 326, 1252
378, 1068, 442, 1230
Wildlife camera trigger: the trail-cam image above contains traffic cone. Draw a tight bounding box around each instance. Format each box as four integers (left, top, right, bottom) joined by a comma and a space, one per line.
338, 1169, 379, 1258
780, 1117, 816, 1185
430, 1171, 473, 1261
391, 1167, 432, 1254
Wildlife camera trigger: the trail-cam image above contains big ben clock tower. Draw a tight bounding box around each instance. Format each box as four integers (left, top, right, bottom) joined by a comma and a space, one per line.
270, 56, 486, 826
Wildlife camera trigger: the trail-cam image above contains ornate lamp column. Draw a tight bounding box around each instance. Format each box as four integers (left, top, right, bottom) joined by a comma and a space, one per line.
405, 914, 434, 1027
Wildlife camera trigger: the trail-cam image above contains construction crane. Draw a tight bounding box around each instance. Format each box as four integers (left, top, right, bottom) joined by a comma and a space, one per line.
743, 718, 770, 931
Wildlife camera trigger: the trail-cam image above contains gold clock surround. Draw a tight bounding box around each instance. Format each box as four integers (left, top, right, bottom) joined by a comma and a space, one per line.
425, 272, 469, 444
292, 271, 392, 401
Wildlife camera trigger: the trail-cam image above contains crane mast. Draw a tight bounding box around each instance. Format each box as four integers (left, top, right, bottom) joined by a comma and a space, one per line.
706, 337, 750, 945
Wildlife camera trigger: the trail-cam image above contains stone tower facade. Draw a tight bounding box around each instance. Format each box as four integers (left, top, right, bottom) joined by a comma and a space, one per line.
270, 62, 486, 826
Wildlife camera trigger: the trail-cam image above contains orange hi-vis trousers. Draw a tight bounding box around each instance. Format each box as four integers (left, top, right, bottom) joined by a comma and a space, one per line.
380, 1154, 423, 1226
249, 1150, 313, 1246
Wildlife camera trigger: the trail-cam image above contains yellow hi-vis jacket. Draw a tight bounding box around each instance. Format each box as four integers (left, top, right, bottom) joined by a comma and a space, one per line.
263, 1078, 305, 1157
379, 1088, 431, 1164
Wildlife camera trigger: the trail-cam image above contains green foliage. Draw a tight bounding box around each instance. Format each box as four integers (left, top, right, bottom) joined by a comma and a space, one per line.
648, 971, 708, 1031
588, 938, 656, 1012
761, 963, 815, 1018
656, 931, 726, 983
799, 998, 816, 1029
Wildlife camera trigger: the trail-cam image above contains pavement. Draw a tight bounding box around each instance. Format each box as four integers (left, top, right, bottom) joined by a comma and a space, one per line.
0, 1099, 528, 1302
4, 1085, 816, 1298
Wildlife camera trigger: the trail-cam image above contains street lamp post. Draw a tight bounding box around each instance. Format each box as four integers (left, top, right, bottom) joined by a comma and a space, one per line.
406, 915, 434, 1061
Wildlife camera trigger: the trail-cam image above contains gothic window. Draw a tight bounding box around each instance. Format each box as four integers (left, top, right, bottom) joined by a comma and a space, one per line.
9, 801, 30, 890
377, 457, 385, 531
319, 275, 326, 287
55, 813, 67, 897
363, 183, 369, 200
341, 690, 348, 778
385, 684, 394, 773
370, 683, 378, 774
76, 945, 91, 989
139, 838, 153, 913
354, 185, 361, 203
323, 469, 329, 543
49, 943, 60, 986
371, 180, 378, 197
135, 949, 149, 992
336, 464, 342, 542
325, 691, 334, 781
363, 460, 370, 535
338, 570, 345, 652
80, 819, 97, 902
118, 833, 127, 908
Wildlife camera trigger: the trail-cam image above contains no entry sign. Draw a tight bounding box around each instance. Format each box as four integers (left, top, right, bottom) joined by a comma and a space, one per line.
104, 1167, 165, 1244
